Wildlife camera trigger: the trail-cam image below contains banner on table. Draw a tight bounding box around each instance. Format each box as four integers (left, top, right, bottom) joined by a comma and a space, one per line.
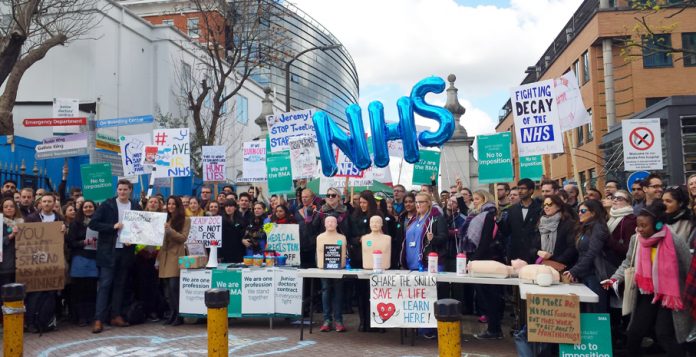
370, 274, 437, 328
274, 268, 303, 315
519, 155, 544, 181
187, 216, 222, 248
15, 222, 66, 292
179, 269, 212, 315
240, 141, 267, 183
80, 163, 113, 203
211, 269, 243, 317
477, 133, 514, 184
266, 109, 315, 153
527, 293, 581, 344
289, 136, 316, 179
621, 118, 663, 171
265, 224, 300, 266
119, 210, 167, 246
119, 134, 150, 176
511, 79, 564, 156
202, 145, 226, 182
412, 150, 441, 186
241, 268, 275, 315
555, 71, 591, 132
266, 151, 293, 195
152, 128, 191, 177
53, 97, 80, 134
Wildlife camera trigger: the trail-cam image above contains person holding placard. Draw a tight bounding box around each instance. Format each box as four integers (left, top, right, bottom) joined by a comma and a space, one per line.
89, 179, 142, 334
1, 197, 23, 288
221, 200, 245, 263
158, 196, 191, 326
316, 216, 347, 332
67, 200, 98, 327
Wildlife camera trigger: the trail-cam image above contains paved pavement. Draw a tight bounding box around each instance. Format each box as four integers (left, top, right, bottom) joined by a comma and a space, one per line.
17, 314, 518, 356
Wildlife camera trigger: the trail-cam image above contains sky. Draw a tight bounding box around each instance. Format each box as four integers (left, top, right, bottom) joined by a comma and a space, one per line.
292, 0, 585, 139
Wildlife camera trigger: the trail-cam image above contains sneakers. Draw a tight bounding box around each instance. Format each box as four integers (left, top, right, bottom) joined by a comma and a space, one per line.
320, 321, 332, 332
335, 322, 346, 332
474, 331, 503, 340
478, 315, 488, 323
423, 331, 437, 340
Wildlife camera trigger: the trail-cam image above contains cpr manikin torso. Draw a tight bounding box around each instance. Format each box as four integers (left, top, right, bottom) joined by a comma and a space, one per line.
316, 216, 347, 269
467, 259, 560, 285
361, 216, 391, 270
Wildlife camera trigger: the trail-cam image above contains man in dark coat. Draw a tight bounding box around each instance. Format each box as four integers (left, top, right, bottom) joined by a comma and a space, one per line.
501, 178, 542, 264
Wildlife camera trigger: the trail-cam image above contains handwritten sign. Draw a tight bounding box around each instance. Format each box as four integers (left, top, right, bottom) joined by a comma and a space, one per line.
187, 216, 222, 248
152, 128, 191, 177
15, 222, 66, 292
119, 210, 167, 246
239, 141, 267, 183
555, 71, 590, 132
369, 274, 437, 328
527, 293, 581, 344
289, 136, 316, 179
202, 145, 226, 181
511, 79, 564, 156
266, 109, 315, 153
119, 134, 151, 176
265, 224, 300, 266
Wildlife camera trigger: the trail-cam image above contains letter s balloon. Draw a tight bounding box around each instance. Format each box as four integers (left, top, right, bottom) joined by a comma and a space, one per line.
410, 77, 455, 147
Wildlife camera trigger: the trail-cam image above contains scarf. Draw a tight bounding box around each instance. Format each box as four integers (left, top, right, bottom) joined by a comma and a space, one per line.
607, 206, 634, 233
538, 212, 562, 254
635, 227, 683, 310
465, 202, 496, 249
3, 217, 23, 231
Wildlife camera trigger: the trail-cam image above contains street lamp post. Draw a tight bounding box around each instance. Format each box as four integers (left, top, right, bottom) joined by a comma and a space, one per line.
284, 44, 342, 113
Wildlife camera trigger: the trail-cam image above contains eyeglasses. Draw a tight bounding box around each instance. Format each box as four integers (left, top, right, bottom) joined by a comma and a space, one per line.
393, 189, 405, 193
578, 208, 588, 214
648, 184, 664, 189
326, 194, 338, 198
543, 203, 554, 207
612, 196, 627, 202
666, 185, 680, 190
415, 201, 428, 205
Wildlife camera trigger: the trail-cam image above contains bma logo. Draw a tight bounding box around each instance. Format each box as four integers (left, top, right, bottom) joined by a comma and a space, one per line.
313, 76, 456, 177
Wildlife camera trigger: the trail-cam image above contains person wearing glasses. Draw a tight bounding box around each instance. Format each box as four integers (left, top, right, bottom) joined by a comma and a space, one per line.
534, 195, 578, 271
392, 184, 407, 215
641, 173, 664, 208
662, 185, 695, 246
606, 190, 637, 267
200, 186, 212, 209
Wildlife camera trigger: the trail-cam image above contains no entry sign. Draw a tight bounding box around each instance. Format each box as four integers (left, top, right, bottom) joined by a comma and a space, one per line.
622, 119, 663, 171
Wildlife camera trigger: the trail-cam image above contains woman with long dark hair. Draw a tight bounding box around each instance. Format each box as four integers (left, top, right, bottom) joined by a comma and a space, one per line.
270, 204, 296, 224
242, 202, 268, 255
535, 194, 578, 269
158, 196, 191, 326
1, 197, 23, 287
221, 200, 245, 263
662, 185, 695, 246
67, 200, 98, 326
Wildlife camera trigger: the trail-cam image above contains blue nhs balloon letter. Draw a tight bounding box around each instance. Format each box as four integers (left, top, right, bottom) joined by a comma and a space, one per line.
411, 77, 455, 147
313, 104, 371, 177
368, 99, 418, 168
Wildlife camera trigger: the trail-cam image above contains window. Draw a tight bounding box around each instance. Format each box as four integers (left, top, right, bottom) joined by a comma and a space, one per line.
683, 33, 696, 67
572, 61, 580, 84
589, 169, 597, 188
181, 62, 191, 97
236, 95, 248, 125
187, 17, 200, 38
643, 34, 673, 68
579, 171, 587, 191
162, 19, 174, 26
576, 125, 584, 147
581, 51, 590, 83
586, 108, 593, 142
646, 97, 667, 108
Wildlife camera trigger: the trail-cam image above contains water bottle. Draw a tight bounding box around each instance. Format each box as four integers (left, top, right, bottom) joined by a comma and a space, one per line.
427, 252, 438, 274
456, 253, 467, 276
345, 257, 352, 270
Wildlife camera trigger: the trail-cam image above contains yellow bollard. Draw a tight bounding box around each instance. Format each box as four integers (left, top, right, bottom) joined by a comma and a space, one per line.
2, 283, 26, 357
434, 298, 462, 357
205, 288, 230, 357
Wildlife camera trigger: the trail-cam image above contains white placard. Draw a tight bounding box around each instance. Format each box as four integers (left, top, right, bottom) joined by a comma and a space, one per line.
241, 268, 275, 315
152, 128, 191, 178
511, 79, 564, 156
84, 228, 98, 250
555, 71, 591, 132
621, 118, 663, 171
266, 109, 315, 153
265, 224, 301, 266
179, 269, 212, 315
239, 141, 267, 183
202, 145, 226, 182
53, 98, 80, 134
274, 269, 303, 316
118, 210, 167, 246
370, 274, 437, 328
187, 216, 222, 248
289, 136, 317, 179
119, 134, 151, 176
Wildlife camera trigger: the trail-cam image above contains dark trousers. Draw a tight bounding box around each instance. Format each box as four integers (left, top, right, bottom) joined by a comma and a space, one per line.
627, 294, 685, 356
94, 249, 134, 322
581, 274, 608, 313
476, 284, 504, 333
72, 277, 97, 323
163, 277, 180, 317
356, 280, 370, 330
135, 254, 164, 317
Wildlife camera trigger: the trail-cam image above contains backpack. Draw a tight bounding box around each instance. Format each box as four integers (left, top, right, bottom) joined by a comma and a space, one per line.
25, 291, 57, 334
125, 301, 146, 325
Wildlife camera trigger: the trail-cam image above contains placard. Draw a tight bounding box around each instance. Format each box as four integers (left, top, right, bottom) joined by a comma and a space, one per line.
520, 155, 544, 181
266, 109, 315, 153
265, 224, 300, 266
477, 133, 514, 184
80, 163, 113, 203
621, 118, 663, 171
187, 216, 222, 248
511, 79, 564, 156
266, 151, 293, 195
152, 128, 191, 177
119, 210, 167, 246
412, 150, 440, 186
289, 136, 316, 179
119, 134, 151, 176
15, 222, 66, 292
53, 97, 80, 134
241, 268, 275, 315
211, 269, 243, 317
527, 293, 581, 344
323, 244, 341, 269
559, 313, 613, 357
369, 274, 437, 328
239, 141, 267, 183
84, 228, 98, 250
179, 269, 212, 315
202, 145, 226, 182
555, 71, 591, 132
274, 268, 303, 316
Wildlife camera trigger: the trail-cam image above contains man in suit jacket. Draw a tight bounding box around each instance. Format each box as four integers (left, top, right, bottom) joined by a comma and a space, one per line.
501, 178, 542, 264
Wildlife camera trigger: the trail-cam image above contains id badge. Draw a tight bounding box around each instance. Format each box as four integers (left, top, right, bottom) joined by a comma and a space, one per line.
409, 241, 416, 248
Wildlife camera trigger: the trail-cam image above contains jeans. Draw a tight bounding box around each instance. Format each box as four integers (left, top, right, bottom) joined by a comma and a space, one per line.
627, 293, 685, 356
94, 248, 133, 322
581, 274, 608, 314
321, 278, 343, 323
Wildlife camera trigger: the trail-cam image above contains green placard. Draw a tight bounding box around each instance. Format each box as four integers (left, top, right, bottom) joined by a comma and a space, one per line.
80, 163, 113, 203
266, 150, 293, 195
559, 313, 613, 357
211, 269, 243, 317
412, 150, 441, 186
477, 133, 514, 184
520, 155, 543, 181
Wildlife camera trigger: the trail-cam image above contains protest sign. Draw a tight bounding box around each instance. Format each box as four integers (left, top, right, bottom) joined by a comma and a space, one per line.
324, 244, 341, 269
511, 79, 564, 156
179, 269, 212, 315
265, 224, 300, 266
527, 293, 581, 344
152, 128, 191, 177
412, 150, 441, 186
53, 98, 80, 134
274, 269, 303, 316
520, 155, 544, 181
120, 134, 151, 176
559, 313, 612, 357
85, 228, 98, 250
555, 71, 591, 132
211, 269, 243, 317
621, 118, 663, 171
187, 216, 222, 248
289, 136, 316, 179
477, 133, 514, 184
80, 163, 113, 203
240, 141, 267, 183
119, 210, 167, 246
266, 109, 315, 152
15, 222, 65, 292
266, 151, 293, 195
241, 268, 275, 315
202, 145, 226, 182
369, 274, 437, 328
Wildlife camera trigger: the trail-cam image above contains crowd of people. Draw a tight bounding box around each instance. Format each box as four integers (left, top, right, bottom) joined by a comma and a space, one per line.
2, 172, 696, 355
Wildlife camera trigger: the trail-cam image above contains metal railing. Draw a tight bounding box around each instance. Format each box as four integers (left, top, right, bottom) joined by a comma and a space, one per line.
0, 159, 54, 192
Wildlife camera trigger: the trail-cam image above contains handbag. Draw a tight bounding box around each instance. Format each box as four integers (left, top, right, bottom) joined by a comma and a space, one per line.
541, 259, 567, 272
622, 236, 639, 316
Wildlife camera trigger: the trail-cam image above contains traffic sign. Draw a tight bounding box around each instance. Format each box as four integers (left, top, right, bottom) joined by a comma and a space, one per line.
621, 118, 663, 171
23, 117, 86, 127
35, 148, 88, 160
627, 171, 650, 193
95, 115, 154, 128
629, 127, 654, 151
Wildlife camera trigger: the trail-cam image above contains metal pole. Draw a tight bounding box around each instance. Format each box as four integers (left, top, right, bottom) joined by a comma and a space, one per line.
2, 283, 26, 357
205, 288, 230, 357
87, 112, 97, 164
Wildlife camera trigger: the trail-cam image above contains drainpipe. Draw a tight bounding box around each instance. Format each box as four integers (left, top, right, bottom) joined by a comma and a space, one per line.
600, 0, 616, 129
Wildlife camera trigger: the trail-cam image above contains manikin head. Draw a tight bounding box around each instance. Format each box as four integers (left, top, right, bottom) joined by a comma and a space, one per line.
369, 215, 383, 234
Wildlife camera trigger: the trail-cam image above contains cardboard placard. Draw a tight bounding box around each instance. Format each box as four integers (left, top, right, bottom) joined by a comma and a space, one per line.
15, 222, 66, 292
527, 293, 581, 344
